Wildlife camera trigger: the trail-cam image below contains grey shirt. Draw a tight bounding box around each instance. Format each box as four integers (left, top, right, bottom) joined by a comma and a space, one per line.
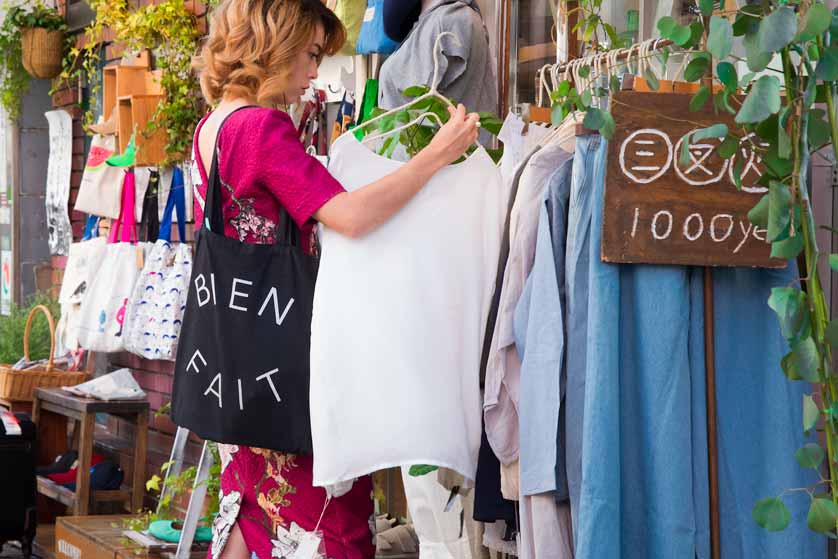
378, 0, 498, 117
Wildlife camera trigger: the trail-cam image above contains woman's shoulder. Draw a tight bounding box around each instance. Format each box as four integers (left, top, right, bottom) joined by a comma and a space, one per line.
217, 106, 300, 164
222, 106, 295, 139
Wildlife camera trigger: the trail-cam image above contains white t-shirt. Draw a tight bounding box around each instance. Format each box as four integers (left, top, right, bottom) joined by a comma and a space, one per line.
310, 133, 503, 486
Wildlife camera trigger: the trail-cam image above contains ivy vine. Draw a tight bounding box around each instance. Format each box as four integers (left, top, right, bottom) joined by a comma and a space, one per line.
59, 0, 202, 164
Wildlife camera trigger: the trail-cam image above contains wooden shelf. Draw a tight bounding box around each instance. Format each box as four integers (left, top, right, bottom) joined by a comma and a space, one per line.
37, 475, 134, 509
101, 50, 166, 167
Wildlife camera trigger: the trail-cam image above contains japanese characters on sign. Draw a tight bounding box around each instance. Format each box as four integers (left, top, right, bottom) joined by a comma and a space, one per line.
602, 91, 785, 269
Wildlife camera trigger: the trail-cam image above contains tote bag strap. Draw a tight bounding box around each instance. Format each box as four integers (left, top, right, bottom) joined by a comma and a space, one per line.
159, 167, 186, 242
205, 106, 259, 234
108, 169, 137, 244
82, 215, 100, 240
205, 105, 305, 251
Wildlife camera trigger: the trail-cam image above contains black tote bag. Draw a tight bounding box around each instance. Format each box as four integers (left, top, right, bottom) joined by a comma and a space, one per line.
172, 107, 317, 453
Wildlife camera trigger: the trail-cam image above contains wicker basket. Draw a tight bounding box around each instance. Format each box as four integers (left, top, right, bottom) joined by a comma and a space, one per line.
0, 305, 88, 402
21, 27, 64, 79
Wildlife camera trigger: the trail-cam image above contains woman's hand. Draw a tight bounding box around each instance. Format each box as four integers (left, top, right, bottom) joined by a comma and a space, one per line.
420, 104, 481, 168
315, 104, 481, 239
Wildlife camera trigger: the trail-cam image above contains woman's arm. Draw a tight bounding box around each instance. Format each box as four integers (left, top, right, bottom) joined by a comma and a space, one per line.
314, 104, 480, 238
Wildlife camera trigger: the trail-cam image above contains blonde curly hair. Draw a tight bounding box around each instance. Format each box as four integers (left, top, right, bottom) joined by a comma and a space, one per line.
194, 0, 345, 106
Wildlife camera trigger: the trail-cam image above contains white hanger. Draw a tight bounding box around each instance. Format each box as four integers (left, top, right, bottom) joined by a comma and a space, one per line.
350, 31, 466, 146
537, 63, 552, 107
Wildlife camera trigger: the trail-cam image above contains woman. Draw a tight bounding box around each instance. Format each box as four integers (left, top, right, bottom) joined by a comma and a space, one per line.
191, 1, 481, 558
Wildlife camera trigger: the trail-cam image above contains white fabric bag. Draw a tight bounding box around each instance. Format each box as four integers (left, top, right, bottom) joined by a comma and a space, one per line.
123, 179, 192, 361
55, 216, 108, 352
74, 134, 125, 219
310, 133, 503, 487
77, 170, 150, 353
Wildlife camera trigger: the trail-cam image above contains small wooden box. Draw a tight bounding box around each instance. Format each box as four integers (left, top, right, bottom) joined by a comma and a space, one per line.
55, 516, 207, 559
55, 516, 136, 559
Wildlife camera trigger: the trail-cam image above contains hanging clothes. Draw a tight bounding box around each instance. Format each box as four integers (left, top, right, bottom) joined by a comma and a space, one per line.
378, 1, 497, 118
569, 134, 825, 559
563, 134, 604, 534
400, 468, 474, 559
483, 140, 574, 466
310, 133, 504, 487
513, 158, 572, 500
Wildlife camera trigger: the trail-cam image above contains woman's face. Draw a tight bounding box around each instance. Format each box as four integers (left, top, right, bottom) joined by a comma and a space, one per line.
283, 24, 325, 105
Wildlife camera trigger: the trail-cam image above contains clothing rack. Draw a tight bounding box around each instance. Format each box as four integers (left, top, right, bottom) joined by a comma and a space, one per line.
534, 37, 721, 559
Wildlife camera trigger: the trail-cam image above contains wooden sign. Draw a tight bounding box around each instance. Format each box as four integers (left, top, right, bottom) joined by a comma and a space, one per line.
602, 91, 785, 268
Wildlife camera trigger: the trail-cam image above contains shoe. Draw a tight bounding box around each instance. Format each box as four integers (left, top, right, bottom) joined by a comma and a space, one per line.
36, 450, 78, 476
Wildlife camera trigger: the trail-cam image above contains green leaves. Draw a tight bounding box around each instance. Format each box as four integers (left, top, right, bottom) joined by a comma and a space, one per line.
690, 85, 711, 112
699, 0, 715, 17
768, 287, 809, 343
657, 16, 676, 37
758, 7, 798, 53
716, 62, 738, 93
685, 55, 711, 82
745, 33, 773, 72
797, 3, 831, 42
708, 15, 734, 60
804, 394, 820, 432
403, 85, 430, 97
736, 76, 782, 124
830, 254, 838, 271
693, 124, 729, 142
767, 181, 791, 242
816, 46, 838, 81
795, 443, 825, 469
771, 234, 804, 259
408, 464, 439, 477
825, 319, 838, 350
748, 194, 769, 228
658, 16, 700, 47
808, 498, 838, 533
583, 107, 615, 139
753, 498, 791, 532
670, 25, 692, 45
792, 337, 821, 383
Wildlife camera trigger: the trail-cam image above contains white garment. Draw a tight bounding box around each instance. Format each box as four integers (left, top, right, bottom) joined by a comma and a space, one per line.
401, 467, 472, 559
311, 133, 503, 486
517, 496, 573, 559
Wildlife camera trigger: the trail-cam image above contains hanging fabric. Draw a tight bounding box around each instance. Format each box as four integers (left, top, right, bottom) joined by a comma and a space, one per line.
77, 170, 150, 353
74, 134, 125, 219
309, 132, 503, 487
123, 176, 192, 362
171, 107, 318, 453
356, 0, 400, 54
55, 216, 108, 352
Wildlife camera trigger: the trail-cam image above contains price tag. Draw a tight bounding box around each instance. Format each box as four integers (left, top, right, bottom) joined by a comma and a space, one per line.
290, 532, 323, 559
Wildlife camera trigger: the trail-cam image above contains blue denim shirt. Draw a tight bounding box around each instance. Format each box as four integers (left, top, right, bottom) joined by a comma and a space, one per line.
513, 158, 573, 499
571, 134, 824, 559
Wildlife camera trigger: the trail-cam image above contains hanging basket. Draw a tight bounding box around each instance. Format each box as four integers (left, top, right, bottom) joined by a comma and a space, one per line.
0, 305, 87, 402
21, 27, 64, 79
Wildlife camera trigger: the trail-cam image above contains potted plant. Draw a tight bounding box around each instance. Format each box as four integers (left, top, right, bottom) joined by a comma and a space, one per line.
17, 2, 65, 79
0, 2, 65, 119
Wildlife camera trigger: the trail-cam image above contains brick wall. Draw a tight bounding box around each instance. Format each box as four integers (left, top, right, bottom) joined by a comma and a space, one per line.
49, 0, 210, 510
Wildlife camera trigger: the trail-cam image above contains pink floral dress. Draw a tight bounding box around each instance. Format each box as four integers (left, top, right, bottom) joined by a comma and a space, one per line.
192, 107, 375, 559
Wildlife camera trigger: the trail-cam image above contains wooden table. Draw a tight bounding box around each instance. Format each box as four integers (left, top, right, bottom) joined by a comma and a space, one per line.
32, 388, 149, 516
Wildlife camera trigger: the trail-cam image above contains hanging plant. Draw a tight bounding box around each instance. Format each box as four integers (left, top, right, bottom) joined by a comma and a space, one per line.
58, 0, 202, 165
0, 1, 65, 120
